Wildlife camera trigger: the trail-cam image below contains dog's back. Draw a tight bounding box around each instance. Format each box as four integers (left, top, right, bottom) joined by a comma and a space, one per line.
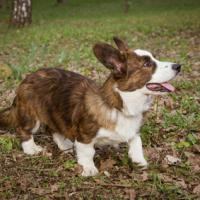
0, 68, 97, 141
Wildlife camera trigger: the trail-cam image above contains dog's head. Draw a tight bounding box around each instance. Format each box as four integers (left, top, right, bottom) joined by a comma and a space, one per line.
93, 37, 181, 95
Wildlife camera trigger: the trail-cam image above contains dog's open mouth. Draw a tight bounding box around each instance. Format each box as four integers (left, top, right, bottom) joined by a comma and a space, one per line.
146, 82, 175, 92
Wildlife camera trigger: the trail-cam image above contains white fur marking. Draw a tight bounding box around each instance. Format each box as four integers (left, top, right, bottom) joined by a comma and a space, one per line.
22, 136, 43, 155
134, 49, 177, 86
53, 133, 73, 152
95, 87, 151, 147
96, 115, 142, 146
75, 140, 98, 176
31, 120, 40, 134
96, 128, 122, 146
128, 135, 147, 167
116, 87, 152, 115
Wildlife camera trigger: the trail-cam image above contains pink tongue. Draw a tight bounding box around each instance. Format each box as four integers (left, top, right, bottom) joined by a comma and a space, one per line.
161, 83, 175, 92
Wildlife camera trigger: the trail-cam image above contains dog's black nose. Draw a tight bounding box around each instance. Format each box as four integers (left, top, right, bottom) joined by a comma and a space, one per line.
172, 64, 181, 72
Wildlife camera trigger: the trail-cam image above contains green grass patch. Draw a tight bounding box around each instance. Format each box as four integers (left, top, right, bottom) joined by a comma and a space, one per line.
0, 0, 200, 84
176, 133, 198, 149
63, 159, 76, 169
0, 136, 20, 153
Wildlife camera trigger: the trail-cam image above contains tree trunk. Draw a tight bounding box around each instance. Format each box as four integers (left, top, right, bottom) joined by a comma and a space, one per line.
57, 0, 67, 4
0, 0, 5, 9
124, 0, 130, 13
10, 0, 32, 27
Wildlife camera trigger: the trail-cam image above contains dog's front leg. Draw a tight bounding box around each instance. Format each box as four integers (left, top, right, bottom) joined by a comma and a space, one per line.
128, 134, 148, 168
75, 140, 98, 176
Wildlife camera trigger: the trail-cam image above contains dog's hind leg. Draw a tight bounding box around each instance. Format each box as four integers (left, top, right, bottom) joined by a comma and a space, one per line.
53, 133, 73, 152
21, 134, 43, 155
17, 120, 43, 155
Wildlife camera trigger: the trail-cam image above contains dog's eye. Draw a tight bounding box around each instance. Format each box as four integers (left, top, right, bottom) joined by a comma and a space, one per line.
143, 56, 152, 67
144, 61, 151, 67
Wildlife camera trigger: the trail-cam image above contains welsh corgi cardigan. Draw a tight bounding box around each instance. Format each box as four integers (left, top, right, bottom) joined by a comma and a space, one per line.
0, 37, 181, 176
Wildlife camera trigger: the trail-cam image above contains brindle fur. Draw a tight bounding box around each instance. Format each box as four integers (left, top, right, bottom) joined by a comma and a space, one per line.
0, 37, 156, 144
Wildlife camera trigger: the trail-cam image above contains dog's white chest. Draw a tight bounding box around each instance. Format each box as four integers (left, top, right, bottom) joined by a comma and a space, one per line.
95, 89, 152, 146
95, 114, 143, 145
118, 90, 152, 115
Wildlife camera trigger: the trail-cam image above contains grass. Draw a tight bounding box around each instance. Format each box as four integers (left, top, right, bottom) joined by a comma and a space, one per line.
0, 135, 20, 153
0, 0, 200, 199
0, 0, 200, 81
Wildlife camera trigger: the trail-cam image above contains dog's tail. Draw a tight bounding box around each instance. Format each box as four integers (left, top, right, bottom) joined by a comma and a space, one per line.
0, 106, 16, 131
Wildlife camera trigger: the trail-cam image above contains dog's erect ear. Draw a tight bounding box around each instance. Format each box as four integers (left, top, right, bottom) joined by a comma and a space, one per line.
113, 37, 128, 53
93, 43, 127, 77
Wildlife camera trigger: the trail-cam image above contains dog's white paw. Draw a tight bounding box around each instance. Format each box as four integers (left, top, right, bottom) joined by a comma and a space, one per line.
81, 165, 99, 176
23, 144, 43, 155
34, 145, 43, 153
22, 137, 43, 155
131, 156, 148, 168
137, 160, 148, 169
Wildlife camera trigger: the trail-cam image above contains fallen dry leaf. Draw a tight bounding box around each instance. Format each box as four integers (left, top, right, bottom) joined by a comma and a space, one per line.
64, 192, 70, 200
141, 171, 148, 181
193, 165, 200, 173
30, 188, 47, 195
18, 179, 28, 192
193, 184, 200, 196
160, 174, 174, 183
164, 155, 181, 165
191, 144, 200, 153
176, 179, 187, 189
50, 184, 59, 193
41, 148, 52, 157
74, 164, 83, 175
129, 189, 136, 200
103, 170, 111, 177
186, 153, 200, 167
164, 97, 174, 109
145, 148, 159, 161
99, 158, 116, 171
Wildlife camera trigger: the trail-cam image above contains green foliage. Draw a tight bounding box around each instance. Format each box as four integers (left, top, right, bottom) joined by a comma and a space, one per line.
63, 159, 76, 169
141, 120, 159, 146
162, 110, 192, 129
176, 133, 198, 149
70, 176, 87, 187
118, 150, 130, 167
0, 136, 20, 153
149, 172, 187, 199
